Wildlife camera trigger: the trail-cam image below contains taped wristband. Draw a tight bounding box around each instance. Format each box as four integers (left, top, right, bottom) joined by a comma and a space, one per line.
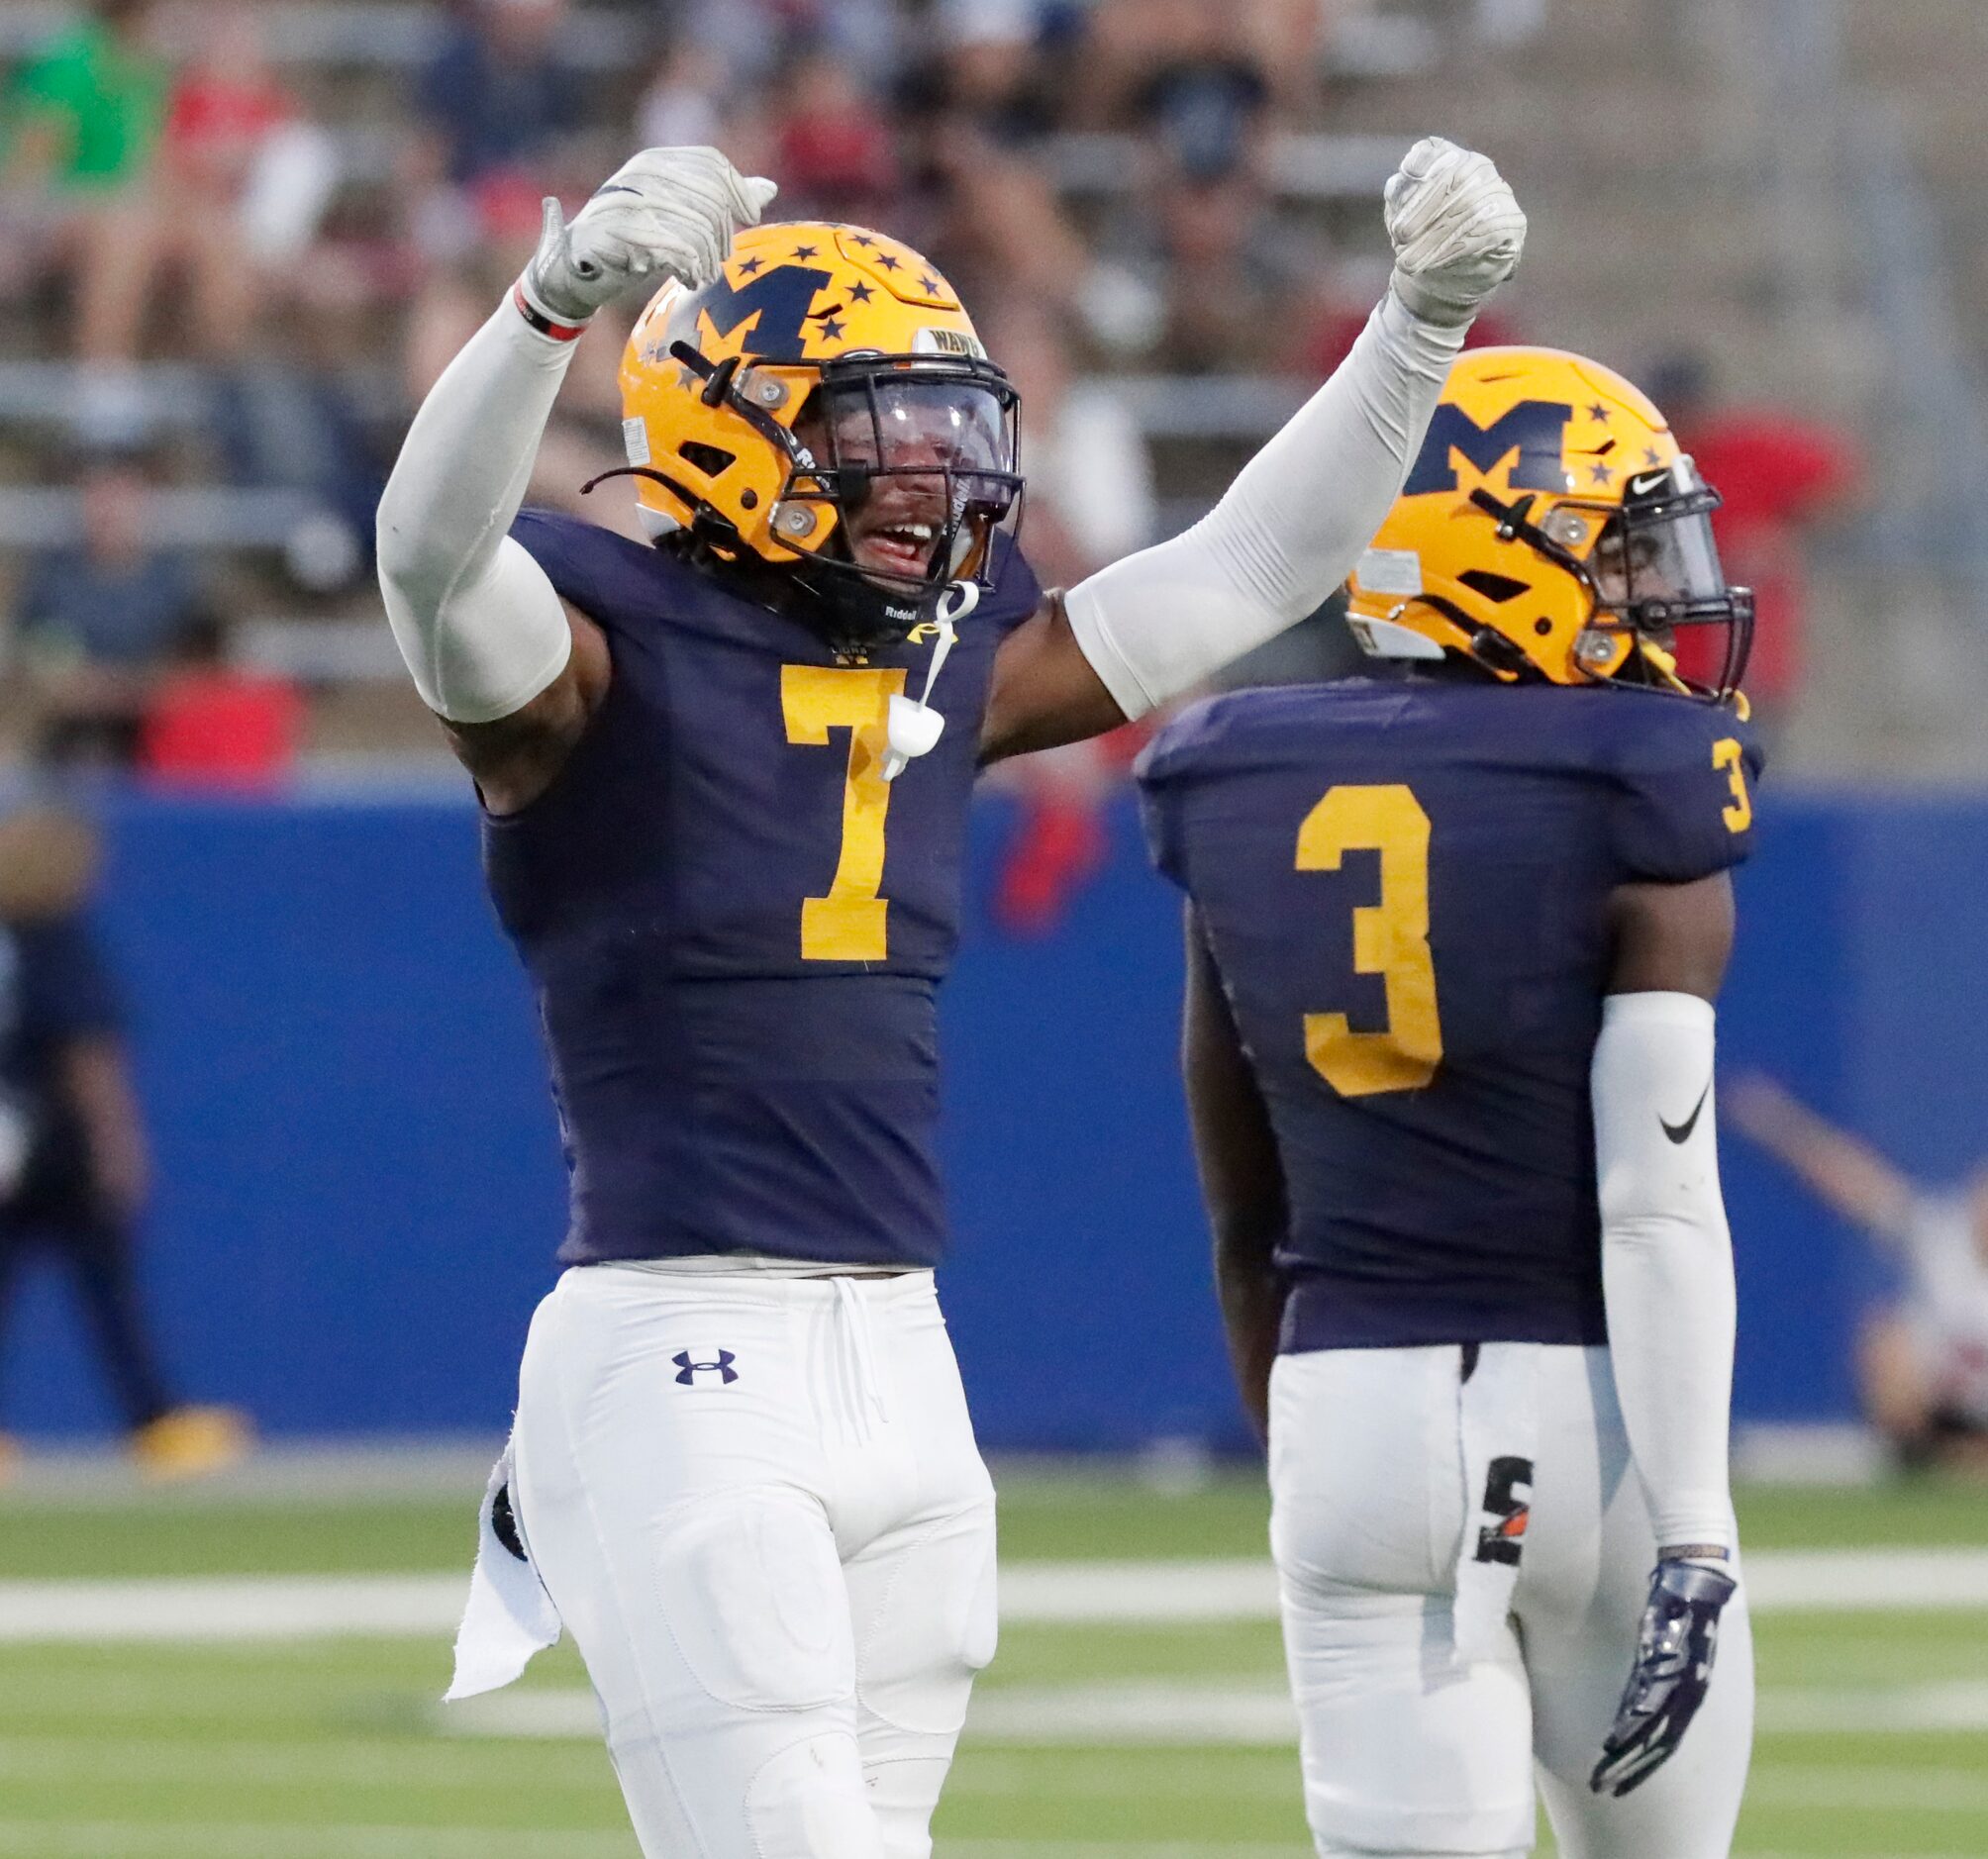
510, 281, 589, 344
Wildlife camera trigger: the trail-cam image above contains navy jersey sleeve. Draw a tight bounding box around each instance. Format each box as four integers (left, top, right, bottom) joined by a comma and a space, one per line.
1134, 696, 1227, 888
26, 915, 123, 1042
510, 508, 669, 633
984, 533, 1044, 635
1608, 700, 1762, 884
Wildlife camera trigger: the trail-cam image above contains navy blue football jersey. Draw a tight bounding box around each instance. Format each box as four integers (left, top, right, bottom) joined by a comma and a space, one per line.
485, 511, 1041, 1269
1138, 676, 1761, 1351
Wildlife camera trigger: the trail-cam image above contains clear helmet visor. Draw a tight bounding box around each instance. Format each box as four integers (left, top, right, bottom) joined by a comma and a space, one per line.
823, 378, 1015, 486
1591, 504, 1729, 610
1575, 457, 1753, 701
818, 373, 1021, 580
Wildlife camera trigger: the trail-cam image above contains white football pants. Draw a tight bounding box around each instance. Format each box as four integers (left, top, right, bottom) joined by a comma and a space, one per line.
1269, 1342, 1753, 1859
511, 1264, 998, 1859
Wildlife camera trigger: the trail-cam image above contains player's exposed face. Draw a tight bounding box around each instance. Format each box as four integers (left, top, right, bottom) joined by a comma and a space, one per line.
802, 379, 1016, 583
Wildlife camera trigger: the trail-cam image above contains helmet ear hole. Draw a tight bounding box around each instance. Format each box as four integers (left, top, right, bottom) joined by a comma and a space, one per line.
678, 441, 736, 477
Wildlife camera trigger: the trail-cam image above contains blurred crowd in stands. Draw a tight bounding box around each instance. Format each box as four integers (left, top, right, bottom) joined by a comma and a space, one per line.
0, 2, 1853, 901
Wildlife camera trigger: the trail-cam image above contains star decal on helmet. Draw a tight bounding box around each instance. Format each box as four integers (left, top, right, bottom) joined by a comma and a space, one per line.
819, 317, 845, 341
1644, 446, 1662, 467
1589, 461, 1614, 485
1588, 402, 1610, 425
875, 253, 901, 271
848, 281, 874, 302
737, 255, 762, 276
792, 245, 819, 259
919, 273, 940, 293
849, 233, 874, 247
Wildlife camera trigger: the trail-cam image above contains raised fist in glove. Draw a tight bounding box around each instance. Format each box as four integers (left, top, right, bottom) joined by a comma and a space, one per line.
521, 147, 777, 326
1384, 137, 1526, 328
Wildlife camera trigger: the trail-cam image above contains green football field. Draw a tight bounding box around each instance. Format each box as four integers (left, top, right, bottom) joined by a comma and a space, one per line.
1, 1462, 1984, 1857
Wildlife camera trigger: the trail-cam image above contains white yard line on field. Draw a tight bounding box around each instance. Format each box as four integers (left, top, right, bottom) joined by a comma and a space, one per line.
0, 1823, 636, 1859
3, 1547, 1987, 1643
441, 1678, 1988, 1747
0, 1840, 1955, 1859
1756, 1679, 1988, 1733
0, 1834, 1330, 1859
0, 1574, 466, 1642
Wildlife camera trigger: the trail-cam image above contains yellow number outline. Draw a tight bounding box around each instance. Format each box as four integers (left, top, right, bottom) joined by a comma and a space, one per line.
1713, 736, 1751, 833
1296, 784, 1442, 1097
781, 665, 906, 962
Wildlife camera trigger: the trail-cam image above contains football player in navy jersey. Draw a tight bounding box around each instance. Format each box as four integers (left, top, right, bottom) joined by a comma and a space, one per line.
376, 142, 1523, 1857
1139, 346, 1760, 1859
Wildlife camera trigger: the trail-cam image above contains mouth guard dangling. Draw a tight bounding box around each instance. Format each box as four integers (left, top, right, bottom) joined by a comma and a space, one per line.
880, 581, 978, 783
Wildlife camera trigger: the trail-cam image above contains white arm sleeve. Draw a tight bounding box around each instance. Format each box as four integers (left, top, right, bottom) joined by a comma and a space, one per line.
374, 302, 579, 724
1061, 289, 1464, 719
1592, 991, 1738, 1553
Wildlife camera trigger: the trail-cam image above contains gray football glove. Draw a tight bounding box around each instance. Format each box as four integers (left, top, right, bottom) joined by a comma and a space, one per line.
1384, 136, 1526, 328
522, 147, 777, 325
1590, 1557, 1739, 1798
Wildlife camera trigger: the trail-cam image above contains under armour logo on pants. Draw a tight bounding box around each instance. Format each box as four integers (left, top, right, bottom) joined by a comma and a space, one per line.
673, 1348, 739, 1386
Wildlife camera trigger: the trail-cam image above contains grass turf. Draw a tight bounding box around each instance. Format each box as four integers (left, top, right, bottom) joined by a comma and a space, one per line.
0, 1466, 1983, 1855
3, 1464, 1984, 1578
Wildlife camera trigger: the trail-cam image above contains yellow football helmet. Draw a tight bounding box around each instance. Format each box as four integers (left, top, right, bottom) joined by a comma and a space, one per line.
607, 220, 1022, 648
1345, 345, 1751, 704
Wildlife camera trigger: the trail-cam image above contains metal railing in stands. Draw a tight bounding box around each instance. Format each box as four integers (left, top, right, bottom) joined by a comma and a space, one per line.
0, 361, 1313, 443
0, 485, 314, 550
0, 2, 1458, 86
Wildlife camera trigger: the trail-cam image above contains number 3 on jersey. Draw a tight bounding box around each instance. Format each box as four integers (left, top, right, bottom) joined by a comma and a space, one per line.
1713, 736, 1751, 833
1296, 784, 1442, 1097
782, 665, 906, 961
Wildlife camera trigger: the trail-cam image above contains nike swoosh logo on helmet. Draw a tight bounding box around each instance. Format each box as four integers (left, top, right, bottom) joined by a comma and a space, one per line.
1661, 1080, 1712, 1145
1629, 470, 1670, 497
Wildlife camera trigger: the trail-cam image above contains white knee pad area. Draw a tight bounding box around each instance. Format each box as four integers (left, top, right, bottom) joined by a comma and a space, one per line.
746, 1731, 886, 1859
653, 1488, 855, 1714
854, 1501, 998, 1737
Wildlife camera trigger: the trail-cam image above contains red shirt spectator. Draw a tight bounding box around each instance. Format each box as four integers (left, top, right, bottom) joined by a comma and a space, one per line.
138, 622, 303, 791
159, 3, 297, 202
163, 66, 289, 191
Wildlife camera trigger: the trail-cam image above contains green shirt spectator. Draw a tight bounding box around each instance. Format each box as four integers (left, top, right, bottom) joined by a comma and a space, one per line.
3, 13, 168, 196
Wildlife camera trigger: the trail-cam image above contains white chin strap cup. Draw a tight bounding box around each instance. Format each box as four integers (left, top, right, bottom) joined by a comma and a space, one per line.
880, 581, 978, 782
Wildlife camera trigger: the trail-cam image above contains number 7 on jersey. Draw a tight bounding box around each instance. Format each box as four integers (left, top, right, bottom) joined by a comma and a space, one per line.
781, 665, 906, 962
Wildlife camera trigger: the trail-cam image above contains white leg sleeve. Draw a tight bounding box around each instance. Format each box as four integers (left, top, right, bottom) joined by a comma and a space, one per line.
1061, 289, 1464, 719
1591, 992, 1738, 1554
847, 1498, 998, 1859
1520, 1347, 1753, 1859
1270, 1349, 1538, 1857
510, 1270, 887, 1859
374, 296, 580, 723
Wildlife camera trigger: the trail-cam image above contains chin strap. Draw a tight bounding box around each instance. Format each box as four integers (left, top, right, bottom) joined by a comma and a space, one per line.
880, 581, 977, 783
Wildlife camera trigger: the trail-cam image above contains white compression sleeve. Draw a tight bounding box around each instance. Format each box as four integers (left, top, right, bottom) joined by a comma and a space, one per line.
375, 301, 579, 724
1592, 991, 1738, 1554
1061, 289, 1464, 719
